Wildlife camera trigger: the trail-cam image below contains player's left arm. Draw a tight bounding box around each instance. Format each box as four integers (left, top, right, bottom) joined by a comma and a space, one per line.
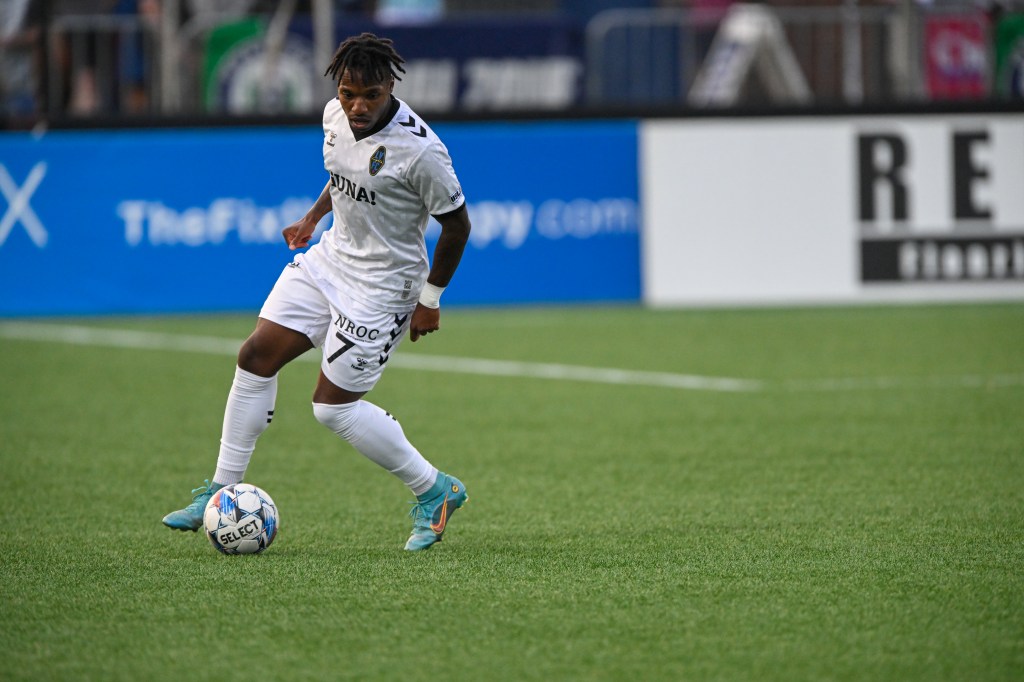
283, 181, 332, 250
410, 204, 471, 342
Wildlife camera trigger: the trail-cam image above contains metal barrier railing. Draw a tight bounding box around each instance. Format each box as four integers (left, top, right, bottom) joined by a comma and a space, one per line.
7, 2, 1007, 121
45, 13, 161, 117
771, 4, 896, 104
586, 8, 708, 106
584, 3, 985, 107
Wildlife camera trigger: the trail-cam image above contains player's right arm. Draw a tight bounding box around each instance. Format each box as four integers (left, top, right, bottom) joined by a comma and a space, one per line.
282, 181, 332, 250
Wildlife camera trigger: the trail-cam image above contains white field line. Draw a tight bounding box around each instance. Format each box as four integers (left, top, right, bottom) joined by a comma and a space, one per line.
394, 354, 760, 392
1, 321, 1021, 392
781, 374, 1024, 391
0, 322, 758, 392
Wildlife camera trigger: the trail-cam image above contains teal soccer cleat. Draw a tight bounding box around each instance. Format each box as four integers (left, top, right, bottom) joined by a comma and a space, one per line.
162, 480, 224, 531
405, 472, 468, 551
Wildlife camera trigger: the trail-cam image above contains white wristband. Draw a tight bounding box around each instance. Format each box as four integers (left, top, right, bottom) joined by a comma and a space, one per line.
418, 282, 445, 309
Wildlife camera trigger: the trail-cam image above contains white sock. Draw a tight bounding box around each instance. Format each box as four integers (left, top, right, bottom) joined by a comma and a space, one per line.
213, 366, 278, 485
312, 401, 437, 495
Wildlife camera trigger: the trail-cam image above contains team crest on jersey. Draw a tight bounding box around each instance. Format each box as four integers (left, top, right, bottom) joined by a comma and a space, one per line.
325, 129, 337, 147
369, 146, 387, 176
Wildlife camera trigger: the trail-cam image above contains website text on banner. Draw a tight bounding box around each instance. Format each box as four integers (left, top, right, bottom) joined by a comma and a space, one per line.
0, 122, 639, 316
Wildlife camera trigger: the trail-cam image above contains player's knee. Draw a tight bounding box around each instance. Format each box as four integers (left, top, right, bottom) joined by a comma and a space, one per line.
237, 336, 282, 377
313, 401, 360, 440
237, 337, 265, 374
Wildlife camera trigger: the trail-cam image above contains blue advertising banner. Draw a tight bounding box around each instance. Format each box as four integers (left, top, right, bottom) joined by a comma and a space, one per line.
0, 119, 639, 316
0, 128, 327, 316
437, 120, 640, 306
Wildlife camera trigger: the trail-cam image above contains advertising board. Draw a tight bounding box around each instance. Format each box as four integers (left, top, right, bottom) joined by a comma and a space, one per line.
641, 114, 1024, 306
0, 120, 639, 316
206, 16, 586, 114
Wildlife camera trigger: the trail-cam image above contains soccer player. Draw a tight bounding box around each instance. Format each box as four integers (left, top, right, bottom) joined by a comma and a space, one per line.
162, 33, 471, 551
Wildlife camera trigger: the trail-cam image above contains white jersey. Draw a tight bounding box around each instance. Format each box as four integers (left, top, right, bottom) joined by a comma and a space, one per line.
297, 96, 465, 312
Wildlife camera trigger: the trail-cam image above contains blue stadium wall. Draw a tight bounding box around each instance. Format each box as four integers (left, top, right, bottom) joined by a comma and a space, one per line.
0, 121, 641, 316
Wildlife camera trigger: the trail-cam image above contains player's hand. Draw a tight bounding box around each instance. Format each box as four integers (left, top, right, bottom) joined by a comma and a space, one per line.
410, 304, 440, 342
282, 219, 316, 250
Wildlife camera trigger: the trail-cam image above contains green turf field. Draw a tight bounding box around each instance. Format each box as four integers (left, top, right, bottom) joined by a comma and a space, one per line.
1, 303, 1022, 681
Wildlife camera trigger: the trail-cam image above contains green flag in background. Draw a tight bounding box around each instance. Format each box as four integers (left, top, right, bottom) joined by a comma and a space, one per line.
203, 19, 265, 111
994, 13, 1024, 97
202, 18, 316, 113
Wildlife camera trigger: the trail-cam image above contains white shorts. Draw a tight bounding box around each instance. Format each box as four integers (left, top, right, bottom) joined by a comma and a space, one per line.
259, 263, 414, 392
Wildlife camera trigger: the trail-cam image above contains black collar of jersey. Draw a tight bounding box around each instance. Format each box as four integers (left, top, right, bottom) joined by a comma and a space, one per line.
352, 96, 400, 142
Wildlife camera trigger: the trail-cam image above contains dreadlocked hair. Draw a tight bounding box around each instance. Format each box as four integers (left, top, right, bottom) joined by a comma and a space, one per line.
324, 33, 406, 84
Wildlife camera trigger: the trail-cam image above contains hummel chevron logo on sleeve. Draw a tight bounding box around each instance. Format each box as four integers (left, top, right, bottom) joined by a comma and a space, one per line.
399, 116, 427, 138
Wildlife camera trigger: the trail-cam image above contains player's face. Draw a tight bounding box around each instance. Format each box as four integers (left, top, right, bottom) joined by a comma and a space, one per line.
338, 70, 394, 133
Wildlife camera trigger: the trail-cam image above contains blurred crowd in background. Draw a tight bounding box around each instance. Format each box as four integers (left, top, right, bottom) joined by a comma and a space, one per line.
1, 0, 1023, 124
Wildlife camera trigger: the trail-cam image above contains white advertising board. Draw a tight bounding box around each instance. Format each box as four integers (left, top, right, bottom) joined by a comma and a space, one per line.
641, 114, 1024, 306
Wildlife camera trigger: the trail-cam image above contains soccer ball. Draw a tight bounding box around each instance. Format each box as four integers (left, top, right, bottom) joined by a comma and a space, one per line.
203, 483, 279, 555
